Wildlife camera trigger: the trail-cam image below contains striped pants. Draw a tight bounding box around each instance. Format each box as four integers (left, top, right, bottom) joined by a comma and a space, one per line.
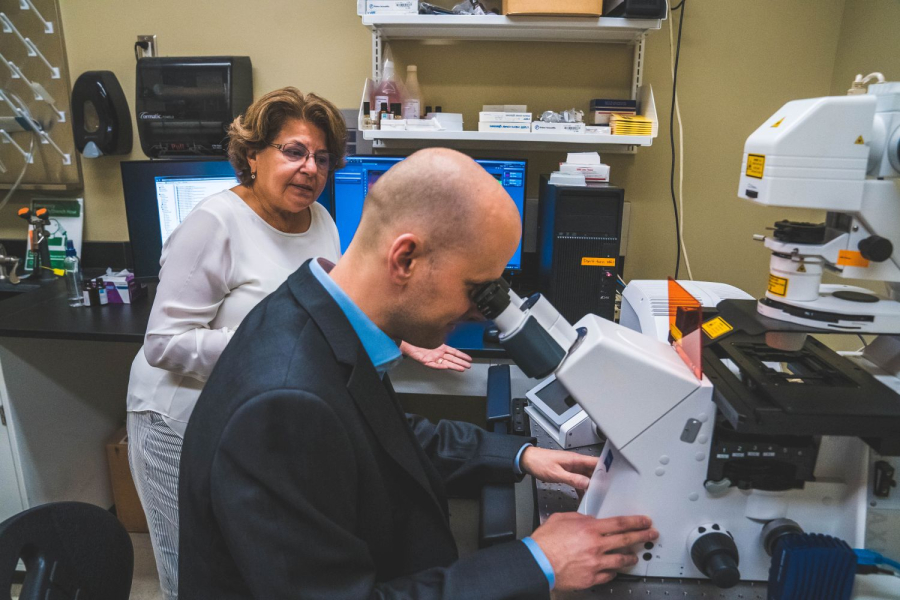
127, 411, 182, 600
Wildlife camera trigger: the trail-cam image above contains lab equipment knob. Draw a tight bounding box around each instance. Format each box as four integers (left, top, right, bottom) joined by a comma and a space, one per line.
858, 235, 893, 262
689, 526, 740, 589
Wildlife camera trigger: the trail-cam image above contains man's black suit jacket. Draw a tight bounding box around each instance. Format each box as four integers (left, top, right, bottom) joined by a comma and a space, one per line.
178, 260, 549, 599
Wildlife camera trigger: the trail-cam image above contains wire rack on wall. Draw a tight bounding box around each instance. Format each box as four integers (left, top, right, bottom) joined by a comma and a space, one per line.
0, 0, 81, 190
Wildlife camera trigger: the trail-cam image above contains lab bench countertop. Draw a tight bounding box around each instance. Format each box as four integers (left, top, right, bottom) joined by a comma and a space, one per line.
0, 276, 154, 344
0, 277, 506, 356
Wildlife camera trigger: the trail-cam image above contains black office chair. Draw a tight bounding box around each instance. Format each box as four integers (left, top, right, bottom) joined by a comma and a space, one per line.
0, 501, 133, 600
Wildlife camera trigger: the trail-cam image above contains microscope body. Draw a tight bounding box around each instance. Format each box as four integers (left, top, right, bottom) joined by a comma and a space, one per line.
558, 314, 868, 583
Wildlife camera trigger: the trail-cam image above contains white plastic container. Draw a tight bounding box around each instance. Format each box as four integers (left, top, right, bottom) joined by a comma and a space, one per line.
402, 65, 422, 120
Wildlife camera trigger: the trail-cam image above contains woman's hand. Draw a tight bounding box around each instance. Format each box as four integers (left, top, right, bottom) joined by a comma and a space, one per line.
400, 342, 473, 372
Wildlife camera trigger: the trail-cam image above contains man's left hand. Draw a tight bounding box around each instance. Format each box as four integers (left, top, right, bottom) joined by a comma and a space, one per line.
401, 343, 473, 372
520, 446, 599, 492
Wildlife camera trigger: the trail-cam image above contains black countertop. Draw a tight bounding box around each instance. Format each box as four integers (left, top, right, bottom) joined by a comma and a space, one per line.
0, 276, 505, 357
0, 276, 154, 344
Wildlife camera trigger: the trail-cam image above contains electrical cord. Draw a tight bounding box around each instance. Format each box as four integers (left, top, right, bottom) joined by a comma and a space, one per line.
668, 0, 693, 280
669, 0, 687, 279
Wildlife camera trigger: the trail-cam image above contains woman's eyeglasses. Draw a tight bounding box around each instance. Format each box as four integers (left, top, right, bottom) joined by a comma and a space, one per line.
269, 142, 337, 172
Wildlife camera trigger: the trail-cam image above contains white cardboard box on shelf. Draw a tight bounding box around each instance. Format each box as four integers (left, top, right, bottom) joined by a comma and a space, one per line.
428, 113, 465, 131
478, 122, 532, 132
483, 104, 528, 112
365, 0, 418, 14
379, 119, 408, 130
532, 121, 586, 134
479, 112, 533, 123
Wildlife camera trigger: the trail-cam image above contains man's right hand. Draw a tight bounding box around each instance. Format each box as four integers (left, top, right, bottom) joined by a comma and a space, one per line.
529, 513, 657, 591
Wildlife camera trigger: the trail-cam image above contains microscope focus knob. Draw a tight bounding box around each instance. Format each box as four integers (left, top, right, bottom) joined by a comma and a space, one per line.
690, 529, 740, 588
858, 235, 893, 262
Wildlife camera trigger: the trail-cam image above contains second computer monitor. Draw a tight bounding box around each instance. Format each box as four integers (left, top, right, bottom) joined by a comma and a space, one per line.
333, 156, 526, 271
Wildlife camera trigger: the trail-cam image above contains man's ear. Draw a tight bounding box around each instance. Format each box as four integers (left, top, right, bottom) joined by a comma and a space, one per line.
387, 234, 422, 286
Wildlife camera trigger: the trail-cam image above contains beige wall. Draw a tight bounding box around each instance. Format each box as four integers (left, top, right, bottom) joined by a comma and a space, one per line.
1, 0, 887, 300
831, 0, 900, 95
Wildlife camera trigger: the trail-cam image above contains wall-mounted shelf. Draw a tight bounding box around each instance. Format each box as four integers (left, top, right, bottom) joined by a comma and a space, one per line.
362, 131, 653, 154
361, 14, 662, 44
360, 12, 663, 153
359, 84, 657, 154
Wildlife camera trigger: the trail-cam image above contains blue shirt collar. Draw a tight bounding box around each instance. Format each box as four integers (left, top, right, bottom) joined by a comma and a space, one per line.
310, 258, 402, 378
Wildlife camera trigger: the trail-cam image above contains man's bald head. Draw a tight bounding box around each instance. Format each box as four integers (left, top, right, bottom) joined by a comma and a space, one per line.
350, 148, 520, 262
331, 148, 522, 347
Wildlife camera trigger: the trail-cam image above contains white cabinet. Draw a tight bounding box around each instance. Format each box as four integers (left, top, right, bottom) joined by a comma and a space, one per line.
0, 338, 139, 523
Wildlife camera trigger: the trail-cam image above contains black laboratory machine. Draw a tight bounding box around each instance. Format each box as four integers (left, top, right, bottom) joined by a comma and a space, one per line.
135, 56, 252, 158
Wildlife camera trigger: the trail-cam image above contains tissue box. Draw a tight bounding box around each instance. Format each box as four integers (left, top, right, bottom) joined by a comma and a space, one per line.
104, 271, 146, 304
503, 0, 604, 16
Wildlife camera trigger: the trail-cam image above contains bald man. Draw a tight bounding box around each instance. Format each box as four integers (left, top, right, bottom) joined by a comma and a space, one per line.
178, 149, 657, 599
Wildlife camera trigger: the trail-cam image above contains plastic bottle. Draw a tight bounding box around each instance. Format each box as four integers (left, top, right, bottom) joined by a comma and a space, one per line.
63, 240, 83, 307
372, 51, 404, 114
97, 277, 108, 305
402, 65, 422, 120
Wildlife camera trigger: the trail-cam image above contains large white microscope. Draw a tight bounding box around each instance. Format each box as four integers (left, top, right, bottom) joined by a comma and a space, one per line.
473, 77, 900, 592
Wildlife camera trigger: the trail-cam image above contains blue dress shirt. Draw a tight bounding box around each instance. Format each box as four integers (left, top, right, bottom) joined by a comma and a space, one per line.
310, 258, 554, 588
310, 259, 402, 377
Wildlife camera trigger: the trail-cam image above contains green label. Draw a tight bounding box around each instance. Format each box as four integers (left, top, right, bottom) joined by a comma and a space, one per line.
33, 199, 81, 218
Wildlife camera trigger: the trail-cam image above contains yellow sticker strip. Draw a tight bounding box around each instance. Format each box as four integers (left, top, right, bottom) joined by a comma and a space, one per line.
702, 316, 734, 340
670, 324, 683, 341
768, 274, 788, 297
746, 154, 766, 179
581, 257, 616, 267
837, 250, 870, 268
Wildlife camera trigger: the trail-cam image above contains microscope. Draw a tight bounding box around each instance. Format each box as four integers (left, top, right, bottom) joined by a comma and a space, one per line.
472, 77, 900, 589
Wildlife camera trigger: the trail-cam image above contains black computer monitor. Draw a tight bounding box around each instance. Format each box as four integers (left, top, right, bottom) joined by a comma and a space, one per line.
333, 156, 526, 272
121, 159, 334, 281
121, 155, 525, 281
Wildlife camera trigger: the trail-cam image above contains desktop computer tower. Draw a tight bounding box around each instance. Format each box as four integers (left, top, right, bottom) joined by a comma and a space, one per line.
537, 177, 624, 324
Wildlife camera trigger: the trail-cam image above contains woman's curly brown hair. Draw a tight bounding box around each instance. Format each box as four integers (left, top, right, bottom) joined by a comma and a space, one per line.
227, 87, 347, 186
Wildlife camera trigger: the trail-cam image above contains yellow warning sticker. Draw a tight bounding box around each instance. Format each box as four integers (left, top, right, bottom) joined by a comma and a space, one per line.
768, 274, 788, 297
797, 263, 806, 273
746, 154, 766, 179
581, 257, 616, 267
702, 316, 734, 340
837, 250, 870, 268
855, 136, 865, 145
771, 118, 784, 128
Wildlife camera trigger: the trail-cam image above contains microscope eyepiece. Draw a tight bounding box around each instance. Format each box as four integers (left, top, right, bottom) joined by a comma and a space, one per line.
472, 279, 512, 320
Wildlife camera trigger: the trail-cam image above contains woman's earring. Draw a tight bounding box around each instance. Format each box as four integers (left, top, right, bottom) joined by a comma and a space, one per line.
251, 172, 256, 180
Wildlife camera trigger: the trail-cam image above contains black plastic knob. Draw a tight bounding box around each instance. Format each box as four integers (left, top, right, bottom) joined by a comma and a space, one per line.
691, 531, 741, 589
858, 236, 894, 262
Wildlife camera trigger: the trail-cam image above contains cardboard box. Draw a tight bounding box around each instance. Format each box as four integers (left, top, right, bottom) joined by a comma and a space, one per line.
531, 121, 586, 134
107, 426, 149, 533
365, 0, 417, 14
503, 0, 604, 16
479, 112, 533, 123
479, 122, 532, 132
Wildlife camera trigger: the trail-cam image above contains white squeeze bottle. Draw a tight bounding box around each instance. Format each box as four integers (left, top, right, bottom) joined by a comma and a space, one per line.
402, 65, 422, 120
372, 50, 403, 116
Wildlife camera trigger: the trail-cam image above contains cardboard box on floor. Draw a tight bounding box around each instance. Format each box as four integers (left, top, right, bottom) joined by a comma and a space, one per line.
107, 426, 149, 533
503, 0, 604, 16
